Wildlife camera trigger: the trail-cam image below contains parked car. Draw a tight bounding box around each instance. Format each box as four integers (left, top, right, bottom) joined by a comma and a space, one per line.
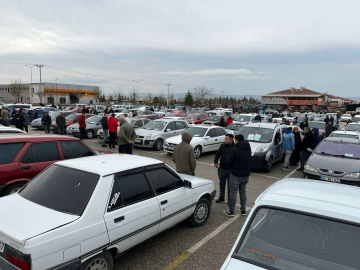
52, 113, 95, 133
155, 109, 173, 117
67, 116, 103, 139
345, 122, 360, 132
0, 134, 110, 196
340, 113, 352, 122
203, 115, 223, 126
238, 123, 283, 172
308, 121, 326, 134
225, 123, 244, 135
97, 118, 151, 140
330, 130, 360, 139
91, 104, 106, 114
162, 117, 195, 127
137, 110, 154, 116
0, 125, 27, 134
303, 137, 360, 185
221, 178, 360, 270
353, 115, 360, 123
31, 111, 60, 129
187, 113, 209, 124
0, 154, 215, 270
164, 125, 226, 158
135, 119, 188, 150
134, 114, 160, 120
232, 114, 256, 124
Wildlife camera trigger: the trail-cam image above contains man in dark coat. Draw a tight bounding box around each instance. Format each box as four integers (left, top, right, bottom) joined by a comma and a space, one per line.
325, 121, 334, 137
214, 134, 234, 203
172, 132, 196, 176
297, 127, 313, 171
56, 112, 66, 134
219, 116, 226, 127
13, 110, 24, 130
224, 134, 252, 217
41, 112, 52, 133
254, 113, 262, 122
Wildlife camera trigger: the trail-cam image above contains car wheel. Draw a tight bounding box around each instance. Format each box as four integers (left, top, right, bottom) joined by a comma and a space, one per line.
194, 146, 202, 159
86, 130, 94, 139
265, 156, 273, 173
154, 139, 163, 151
3, 183, 25, 196
190, 198, 211, 227
78, 251, 113, 270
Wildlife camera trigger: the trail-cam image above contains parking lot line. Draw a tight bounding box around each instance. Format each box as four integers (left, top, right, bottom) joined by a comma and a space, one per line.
283, 168, 297, 179
251, 173, 281, 180
196, 161, 214, 166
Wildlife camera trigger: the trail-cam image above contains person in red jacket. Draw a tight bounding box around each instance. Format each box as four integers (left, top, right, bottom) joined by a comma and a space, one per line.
107, 113, 118, 149
78, 112, 87, 140
226, 116, 233, 127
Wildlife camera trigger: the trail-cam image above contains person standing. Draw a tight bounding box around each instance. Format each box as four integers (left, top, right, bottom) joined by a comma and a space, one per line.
224, 134, 251, 217
124, 113, 131, 124
117, 115, 136, 154
282, 127, 295, 170
254, 113, 262, 122
1, 106, 9, 126
325, 121, 334, 137
297, 127, 313, 171
21, 109, 29, 133
41, 112, 52, 133
78, 112, 86, 140
226, 115, 233, 127
101, 113, 109, 147
172, 132, 196, 176
13, 110, 24, 130
107, 113, 118, 149
300, 119, 308, 130
311, 128, 321, 149
290, 127, 301, 166
214, 134, 235, 203
324, 115, 330, 125
219, 116, 225, 127
56, 112, 66, 135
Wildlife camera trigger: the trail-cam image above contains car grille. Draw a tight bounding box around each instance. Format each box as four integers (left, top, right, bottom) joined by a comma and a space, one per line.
137, 136, 144, 139
167, 143, 177, 147
319, 168, 345, 175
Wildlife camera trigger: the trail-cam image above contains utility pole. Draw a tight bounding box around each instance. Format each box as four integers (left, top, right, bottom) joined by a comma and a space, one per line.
35, 64, 44, 103
166, 84, 171, 108
25, 64, 36, 103
133, 79, 143, 106
54, 79, 58, 104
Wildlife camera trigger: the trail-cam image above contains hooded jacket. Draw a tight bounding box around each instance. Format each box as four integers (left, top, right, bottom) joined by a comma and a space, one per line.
300, 131, 313, 151
311, 128, 321, 149
172, 132, 196, 176
325, 124, 334, 138
226, 140, 252, 177
282, 129, 295, 150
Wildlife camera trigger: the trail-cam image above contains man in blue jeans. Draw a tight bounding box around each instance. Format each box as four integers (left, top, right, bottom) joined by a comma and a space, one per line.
224, 134, 252, 217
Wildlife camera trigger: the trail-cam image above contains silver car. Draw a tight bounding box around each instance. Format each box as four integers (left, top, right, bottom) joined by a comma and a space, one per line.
67, 116, 103, 139
134, 119, 188, 150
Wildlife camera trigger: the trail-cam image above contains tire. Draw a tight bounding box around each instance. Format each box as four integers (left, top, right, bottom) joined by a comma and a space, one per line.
194, 146, 202, 159
86, 130, 94, 139
78, 251, 113, 270
154, 139, 163, 151
3, 183, 25, 196
190, 198, 211, 227
265, 156, 273, 173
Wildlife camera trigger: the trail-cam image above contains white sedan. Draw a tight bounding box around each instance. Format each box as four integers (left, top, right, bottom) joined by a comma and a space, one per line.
164, 125, 226, 158
340, 114, 353, 122
0, 154, 215, 270
0, 125, 27, 134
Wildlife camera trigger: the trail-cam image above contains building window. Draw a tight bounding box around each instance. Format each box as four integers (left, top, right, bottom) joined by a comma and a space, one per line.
47, 97, 54, 104
32, 88, 34, 94
60, 98, 66, 104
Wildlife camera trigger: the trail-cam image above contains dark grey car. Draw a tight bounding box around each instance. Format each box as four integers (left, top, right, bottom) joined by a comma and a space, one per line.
303, 137, 360, 185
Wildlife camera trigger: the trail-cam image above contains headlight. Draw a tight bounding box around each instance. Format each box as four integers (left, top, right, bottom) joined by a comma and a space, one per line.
304, 164, 318, 173
145, 134, 152, 139
256, 146, 267, 153
344, 172, 360, 178
164, 140, 168, 145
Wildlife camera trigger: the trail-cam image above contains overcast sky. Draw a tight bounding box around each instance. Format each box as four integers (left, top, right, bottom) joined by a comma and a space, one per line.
1, 0, 360, 97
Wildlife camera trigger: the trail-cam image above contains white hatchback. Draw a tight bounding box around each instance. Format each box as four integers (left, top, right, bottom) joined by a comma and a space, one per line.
221, 178, 360, 270
0, 154, 215, 270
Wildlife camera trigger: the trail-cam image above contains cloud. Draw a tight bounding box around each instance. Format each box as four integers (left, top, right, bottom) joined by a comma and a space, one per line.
160, 68, 267, 79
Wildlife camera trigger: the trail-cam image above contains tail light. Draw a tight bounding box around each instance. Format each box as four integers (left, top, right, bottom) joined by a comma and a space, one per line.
6, 246, 31, 270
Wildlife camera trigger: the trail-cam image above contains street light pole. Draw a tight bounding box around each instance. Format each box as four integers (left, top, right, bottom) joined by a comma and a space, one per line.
54, 79, 58, 104
86, 77, 91, 104
35, 64, 44, 103
166, 83, 171, 108
133, 79, 143, 106
25, 64, 36, 103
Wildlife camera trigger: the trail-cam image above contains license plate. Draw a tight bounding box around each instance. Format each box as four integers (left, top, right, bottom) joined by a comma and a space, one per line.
0, 240, 5, 253
135, 139, 142, 143
321, 176, 340, 183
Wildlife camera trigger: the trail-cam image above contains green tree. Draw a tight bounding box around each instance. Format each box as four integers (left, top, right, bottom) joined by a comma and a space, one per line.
184, 91, 194, 107
153, 96, 160, 105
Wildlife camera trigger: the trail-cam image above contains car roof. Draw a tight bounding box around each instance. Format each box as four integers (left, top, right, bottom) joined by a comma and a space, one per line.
309, 121, 325, 123
57, 154, 163, 176
0, 134, 81, 143
332, 130, 359, 135
347, 122, 360, 125
324, 136, 360, 144
153, 118, 181, 123
195, 124, 223, 129
244, 122, 279, 129
258, 178, 360, 221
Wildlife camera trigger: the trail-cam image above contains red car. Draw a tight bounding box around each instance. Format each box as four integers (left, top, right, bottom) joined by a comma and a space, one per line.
52, 113, 94, 133
187, 113, 209, 124
0, 134, 110, 196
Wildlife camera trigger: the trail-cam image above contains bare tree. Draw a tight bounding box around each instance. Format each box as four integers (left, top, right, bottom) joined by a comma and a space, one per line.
129, 88, 137, 103
9, 78, 24, 102
147, 92, 153, 105
193, 85, 213, 103
47, 85, 56, 104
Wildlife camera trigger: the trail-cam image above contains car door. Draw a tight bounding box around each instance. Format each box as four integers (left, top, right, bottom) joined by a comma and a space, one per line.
146, 167, 193, 232
19, 142, 61, 180
203, 128, 218, 152
163, 121, 177, 139
174, 121, 186, 136
214, 128, 226, 149
273, 128, 283, 161
104, 171, 160, 252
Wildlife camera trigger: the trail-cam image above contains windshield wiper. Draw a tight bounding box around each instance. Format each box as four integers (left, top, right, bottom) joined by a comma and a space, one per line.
333, 154, 360, 160
318, 151, 334, 156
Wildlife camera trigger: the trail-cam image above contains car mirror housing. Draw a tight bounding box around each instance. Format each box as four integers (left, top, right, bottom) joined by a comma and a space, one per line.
184, 180, 192, 189
204, 136, 211, 139
167, 129, 171, 132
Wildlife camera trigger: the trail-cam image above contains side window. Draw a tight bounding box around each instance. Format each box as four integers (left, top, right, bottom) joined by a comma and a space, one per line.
134, 120, 143, 127
175, 121, 185, 130
108, 179, 122, 211
215, 128, 226, 136
61, 141, 94, 159
0, 143, 25, 165
275, 129, 281, 142
147, 168, 183, 195
206, 129, 217, 138
117, 173, 153, 206
144, 119, 150, 125
22, 142, 60, 163
166, 122, 175, 131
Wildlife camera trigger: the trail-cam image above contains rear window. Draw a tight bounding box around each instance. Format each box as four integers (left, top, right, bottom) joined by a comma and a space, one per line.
61, 141, 94, 159
234, 207, 360, 270
0, 143, 25, 165
19, 165, 99, 216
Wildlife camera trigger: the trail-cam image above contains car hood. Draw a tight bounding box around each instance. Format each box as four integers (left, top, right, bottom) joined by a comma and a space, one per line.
179, 174, 213, 189
32, 118, 41, 123
223, 258, 265, 269
68, 123, 80, 129
136, 128, 164, 136
0, 194, 78, 244
307, 153, 360, 174
166, 135, 205, 146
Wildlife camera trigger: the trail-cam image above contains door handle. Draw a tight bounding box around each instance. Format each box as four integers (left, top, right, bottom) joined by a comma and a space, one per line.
114, 216, 125, 223
21, 166, 31, 170
215, 139, 218, 141
160, 200, 168, 205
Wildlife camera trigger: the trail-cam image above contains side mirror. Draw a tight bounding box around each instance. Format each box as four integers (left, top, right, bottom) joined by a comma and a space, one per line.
184, 180, 192, 189
204, 136, 211, 139
133, 125, 138, 128
275, 139, 280, 145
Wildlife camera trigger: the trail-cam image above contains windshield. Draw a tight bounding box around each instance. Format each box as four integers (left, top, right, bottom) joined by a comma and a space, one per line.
346, 124, 360, 132
227, 123, 242, 131
315, 141, 360, 159
234, 207, 360, 270
86, 116, 101, 124
234, 115, 251, 122
342, 114, 352, 117
143, 121, 166, 131
19, 165, 99, 216
330, 133, 358, 139
188, 114, 199, 119
182, 127, 207, 137
309, 122, 325, 129
14, 105, 31, 109
209, 116, 221, 121
239, 127, 274, 143
66, 114, 79, 120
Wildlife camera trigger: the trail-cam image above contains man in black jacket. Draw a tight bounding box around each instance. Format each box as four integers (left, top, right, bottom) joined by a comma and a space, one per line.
325, 121, 334, 137
297, 127, 313, 171
101, 113, 109, 147
224, 134, 252, 217
214, 134, 234, 203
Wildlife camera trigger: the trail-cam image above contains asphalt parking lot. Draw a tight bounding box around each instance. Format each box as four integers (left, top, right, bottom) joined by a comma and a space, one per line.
28, 128, 304, 270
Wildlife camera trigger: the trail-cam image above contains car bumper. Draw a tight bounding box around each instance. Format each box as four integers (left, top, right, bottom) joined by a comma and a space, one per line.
303, 170, 360, 186
31, 122, 43, 128
134, 139, 155, 148
250, 152, 267, 170
163, 145, 175, 153
210, 190, 216, 203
